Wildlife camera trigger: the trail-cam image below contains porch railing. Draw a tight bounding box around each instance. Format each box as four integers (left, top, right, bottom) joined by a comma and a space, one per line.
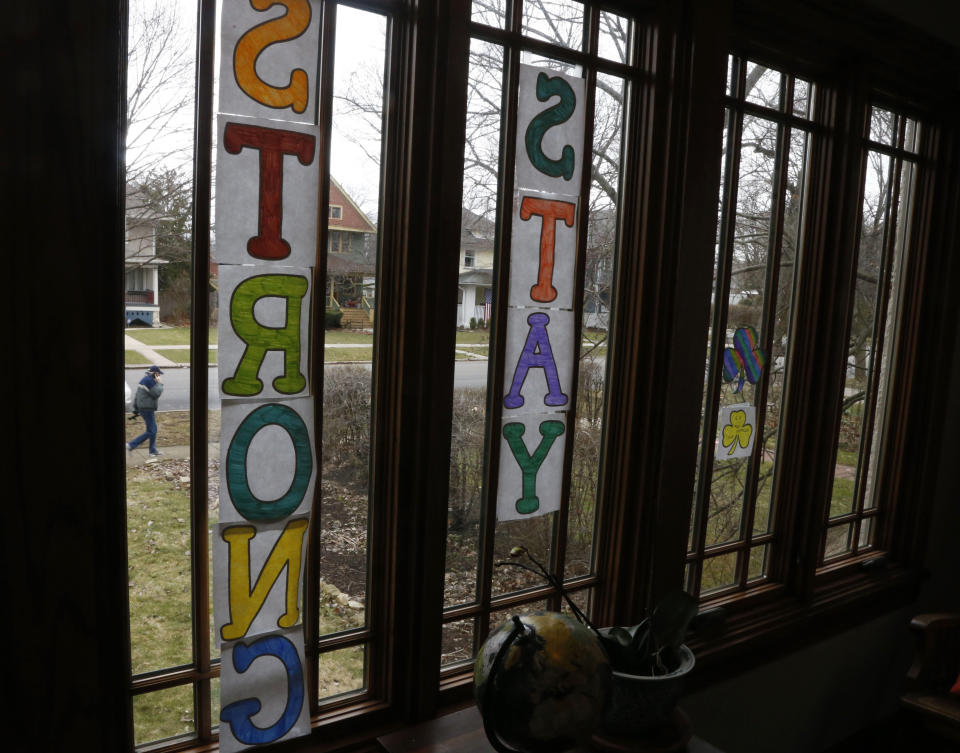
125, 290, 155, 304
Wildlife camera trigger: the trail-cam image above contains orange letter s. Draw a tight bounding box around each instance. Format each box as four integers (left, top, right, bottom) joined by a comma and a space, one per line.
234, 0, 311, 114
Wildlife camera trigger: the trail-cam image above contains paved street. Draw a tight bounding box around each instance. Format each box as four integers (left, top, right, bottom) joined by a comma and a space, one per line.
125, 360, 492, 411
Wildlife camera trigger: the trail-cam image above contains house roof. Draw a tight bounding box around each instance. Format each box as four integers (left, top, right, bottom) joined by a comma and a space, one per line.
458, 268, 493, 286
329, 178, 377, 234
461, 207, 495, 253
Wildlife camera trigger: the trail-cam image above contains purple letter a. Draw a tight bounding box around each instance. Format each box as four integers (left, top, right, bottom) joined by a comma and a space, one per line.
504, 312, 568, 409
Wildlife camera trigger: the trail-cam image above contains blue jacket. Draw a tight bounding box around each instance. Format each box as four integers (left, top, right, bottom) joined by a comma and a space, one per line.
134, 373, 164, 412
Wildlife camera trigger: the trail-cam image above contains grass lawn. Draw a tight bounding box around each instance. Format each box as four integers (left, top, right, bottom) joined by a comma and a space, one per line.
127, 464, 197, 744
126, 350, 146, 365
153, 348, 202, 364
456, 347, 488, 360
324, 348, 373, 362
455, 329, 490, 344
127, 326, 218, 346
324, 329, 374, 344
126, 411, 221, 447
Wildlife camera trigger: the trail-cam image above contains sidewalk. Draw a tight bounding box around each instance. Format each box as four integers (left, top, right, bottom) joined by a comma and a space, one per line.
125, 332, 491, 365
125, 442, 219, 467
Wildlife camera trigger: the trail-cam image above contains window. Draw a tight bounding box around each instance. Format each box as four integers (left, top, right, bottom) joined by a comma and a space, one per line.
820, 106, 920, 565
120, 3, 947, 751
687, 58, 815, 598
683, 53, 937, 663
439, 0, 639, 676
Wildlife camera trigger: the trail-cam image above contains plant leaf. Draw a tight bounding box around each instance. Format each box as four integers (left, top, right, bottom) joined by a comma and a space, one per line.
650, 590, 698, 650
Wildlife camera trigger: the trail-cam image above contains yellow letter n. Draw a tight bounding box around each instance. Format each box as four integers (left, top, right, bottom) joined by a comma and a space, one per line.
221, 518, 308, 642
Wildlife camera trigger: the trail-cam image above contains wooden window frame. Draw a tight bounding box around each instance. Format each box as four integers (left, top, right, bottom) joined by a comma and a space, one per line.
114, 0, 960, 750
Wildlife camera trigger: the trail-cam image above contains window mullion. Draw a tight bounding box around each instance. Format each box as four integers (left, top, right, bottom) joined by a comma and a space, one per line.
690, 101, 744, 598
304, 0, 340, 717
188, 0, 217, 741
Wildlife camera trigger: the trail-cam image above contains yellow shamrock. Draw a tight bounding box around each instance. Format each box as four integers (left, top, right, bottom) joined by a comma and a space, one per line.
722, 409, 753, 456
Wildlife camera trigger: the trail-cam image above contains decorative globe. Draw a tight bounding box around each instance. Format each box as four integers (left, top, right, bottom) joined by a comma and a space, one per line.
474, 611, 611, 753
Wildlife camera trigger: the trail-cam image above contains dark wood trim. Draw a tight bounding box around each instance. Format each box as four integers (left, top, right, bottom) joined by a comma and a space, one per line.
378, 0, 472, 723
189, 0, 217, 739
309, 0, 340, 715
6, 0, 135, 750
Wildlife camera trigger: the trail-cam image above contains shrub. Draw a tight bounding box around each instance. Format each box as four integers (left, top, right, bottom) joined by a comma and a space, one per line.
325, 309, 343, 329
469, 317, 478, 329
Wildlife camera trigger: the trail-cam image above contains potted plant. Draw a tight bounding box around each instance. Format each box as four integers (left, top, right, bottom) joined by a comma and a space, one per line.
496, 547, 699, 748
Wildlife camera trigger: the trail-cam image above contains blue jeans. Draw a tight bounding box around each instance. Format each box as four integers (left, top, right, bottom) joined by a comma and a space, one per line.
129, 410, 158, 454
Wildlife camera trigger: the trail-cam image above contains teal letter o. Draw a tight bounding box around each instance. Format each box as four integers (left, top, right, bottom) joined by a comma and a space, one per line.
227, 403, 312, 521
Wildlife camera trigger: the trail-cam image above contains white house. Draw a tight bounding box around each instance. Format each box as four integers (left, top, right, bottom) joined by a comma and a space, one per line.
457, 209, 495, 328
124, 189, 166, 327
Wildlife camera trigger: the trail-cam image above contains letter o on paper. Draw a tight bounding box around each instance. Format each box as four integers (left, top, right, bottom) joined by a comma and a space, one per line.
226, 403, 312, 521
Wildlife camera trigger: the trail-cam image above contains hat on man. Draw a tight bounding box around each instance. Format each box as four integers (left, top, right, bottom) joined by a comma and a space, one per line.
148, 365, 164, 374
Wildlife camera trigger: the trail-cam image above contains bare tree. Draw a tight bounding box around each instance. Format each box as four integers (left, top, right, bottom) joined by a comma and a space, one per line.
123, 0, 196, 320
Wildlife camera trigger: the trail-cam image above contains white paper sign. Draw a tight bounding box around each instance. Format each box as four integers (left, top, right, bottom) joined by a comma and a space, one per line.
213, 515, 310, 646
715, 402, 757, 459
215, 114, 321, 268
502, 306, 575, 420
219, 397, 316, 525
497, 412, 568, 522
509, 190, 579, 310
218, 627, 312, 753
515, 64, 586, 194
219, 0, 321, 124
218, 264, 312, 402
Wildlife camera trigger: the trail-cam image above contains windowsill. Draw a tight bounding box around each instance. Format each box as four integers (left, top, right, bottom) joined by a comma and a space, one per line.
376, 705, 726, 753
684, 562, 922, 689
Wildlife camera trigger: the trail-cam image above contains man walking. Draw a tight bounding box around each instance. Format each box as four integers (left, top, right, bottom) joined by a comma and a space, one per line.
127, 365, 165, 456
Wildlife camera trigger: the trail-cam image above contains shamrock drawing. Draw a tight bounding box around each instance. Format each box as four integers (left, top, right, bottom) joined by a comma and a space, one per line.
722, 326, 766, 393
721, 409, 753, 456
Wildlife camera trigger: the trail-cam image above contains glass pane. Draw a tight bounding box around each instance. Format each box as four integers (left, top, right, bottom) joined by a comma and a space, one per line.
493, 517, 555, 597
863, 159, 914, 511
211, 677, 221, 736
829, 150, 891, 519
704, 113, 778, 548
125, 0, 198, 692
824, 523, 853, 560
520, 49, 583, 77
567, 71, 625, 580
744, 62, 782, 110
792, 78, 811, 119
489, 599, 550, 633
903, 117, 920, 153
858, 517, 875, 549
753, 127, 808, 535
472, 0, 505, 29
747, 545, 768, 581
318, 645, 367, 700
869, 107, 896, 145
597, 11, 629, 63
700, 552, 739, 595
441, 617, 477, 668
446, 37, 504, 610
132, 685, 195, 747
522, 0, 585, 50
127, 461, 193, 674
320, 7, 388, 635
559, 587, 592, 622
725, 55, 734, 97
